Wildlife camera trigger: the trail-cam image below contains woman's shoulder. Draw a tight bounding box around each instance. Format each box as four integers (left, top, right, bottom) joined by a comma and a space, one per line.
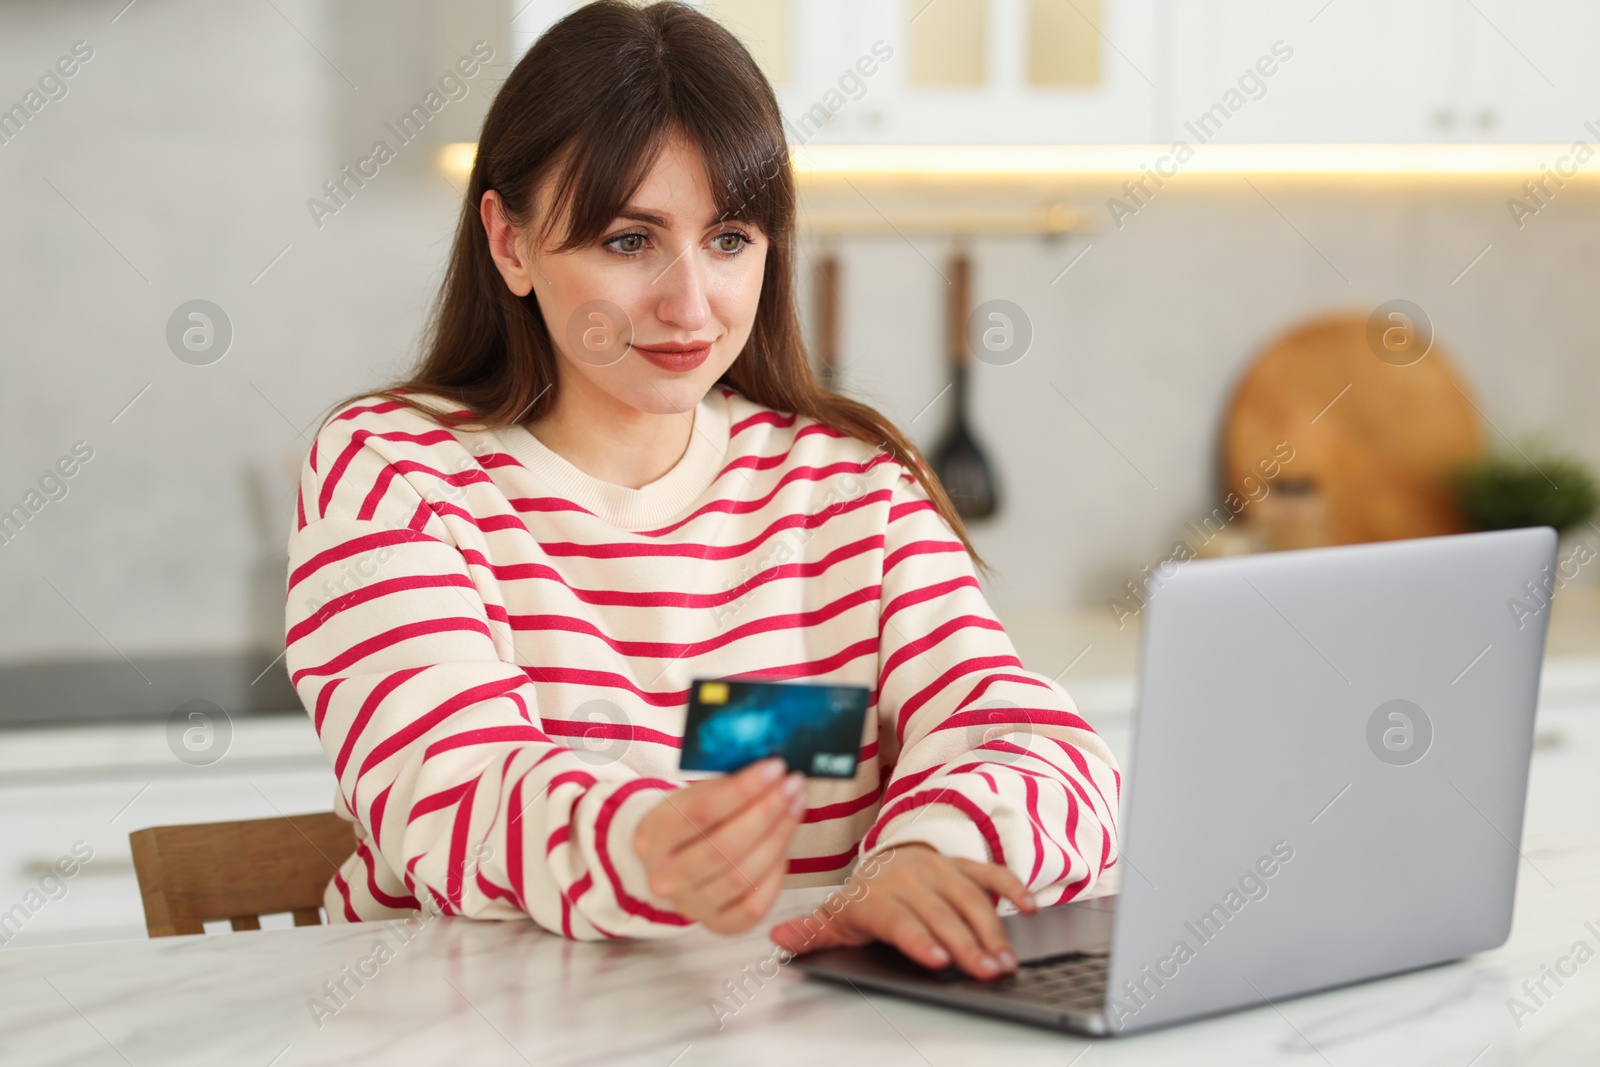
298, 392, 491, 526
719, 386, 905, 480
314, 391, 479, 449
304, 391, 490, 495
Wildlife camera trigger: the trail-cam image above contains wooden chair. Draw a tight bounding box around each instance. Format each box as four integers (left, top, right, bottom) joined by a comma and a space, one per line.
129, 812, 358, 937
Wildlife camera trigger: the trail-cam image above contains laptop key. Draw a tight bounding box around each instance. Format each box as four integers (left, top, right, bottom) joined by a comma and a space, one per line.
886, 945, 1108, 1010
1002, 951, 1109, 1009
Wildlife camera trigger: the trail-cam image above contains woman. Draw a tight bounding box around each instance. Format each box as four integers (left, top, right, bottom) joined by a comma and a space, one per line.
284, 0, 1119, 982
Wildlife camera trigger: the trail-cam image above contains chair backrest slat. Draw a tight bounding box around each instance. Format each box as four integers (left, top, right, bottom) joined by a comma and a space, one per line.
129, 812, 357, 938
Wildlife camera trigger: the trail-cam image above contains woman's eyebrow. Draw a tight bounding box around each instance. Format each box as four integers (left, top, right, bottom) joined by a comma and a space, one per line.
616, 206, 751, 228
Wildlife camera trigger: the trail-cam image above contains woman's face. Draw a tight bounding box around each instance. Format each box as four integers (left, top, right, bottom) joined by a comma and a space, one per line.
482, 130, 767, 420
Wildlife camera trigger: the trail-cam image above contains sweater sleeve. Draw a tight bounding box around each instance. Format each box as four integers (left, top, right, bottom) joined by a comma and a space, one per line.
284, 403, 691, 940
859, 463, 1122, 904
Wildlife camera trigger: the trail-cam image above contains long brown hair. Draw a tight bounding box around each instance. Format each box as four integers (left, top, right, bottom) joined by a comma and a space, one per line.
338, 0, 991, 577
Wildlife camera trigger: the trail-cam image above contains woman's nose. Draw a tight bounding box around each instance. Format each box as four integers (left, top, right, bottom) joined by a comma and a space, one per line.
651, 244, 712, 330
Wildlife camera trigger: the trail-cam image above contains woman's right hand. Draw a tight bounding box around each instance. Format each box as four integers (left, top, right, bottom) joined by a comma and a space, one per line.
631, 756, 806, 933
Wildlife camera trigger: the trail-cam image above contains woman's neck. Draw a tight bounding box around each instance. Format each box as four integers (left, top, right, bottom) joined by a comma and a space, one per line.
524, 378, 697, 490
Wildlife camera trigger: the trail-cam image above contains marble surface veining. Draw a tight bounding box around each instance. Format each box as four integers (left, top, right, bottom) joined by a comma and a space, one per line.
1, 831, 1599, 1066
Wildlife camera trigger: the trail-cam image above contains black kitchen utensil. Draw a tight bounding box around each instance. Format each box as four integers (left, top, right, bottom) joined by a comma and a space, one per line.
930, 248, 1000, 520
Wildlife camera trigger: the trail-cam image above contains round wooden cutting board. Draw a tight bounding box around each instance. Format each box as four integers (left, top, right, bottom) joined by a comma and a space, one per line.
1221, 312, 1485, 546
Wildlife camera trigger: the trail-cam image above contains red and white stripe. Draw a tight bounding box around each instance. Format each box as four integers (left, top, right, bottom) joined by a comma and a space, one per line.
284, 387, 1121, 939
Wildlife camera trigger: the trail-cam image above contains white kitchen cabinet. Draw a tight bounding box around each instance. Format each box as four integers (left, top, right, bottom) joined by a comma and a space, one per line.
765, 0, 1600, 147
777, 0, 1163, 145
1165, 0, 1457, 143
1460, 0, 1600, 143
1523, 703, 1600, 836
1166, 0, 1600, 144
0, 717, 336, 949
1524, 661, 1600, 833
0, 770, 339, 948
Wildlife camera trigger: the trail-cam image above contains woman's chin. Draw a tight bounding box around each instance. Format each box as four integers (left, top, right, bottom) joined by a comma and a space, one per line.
618, 374, 716, 415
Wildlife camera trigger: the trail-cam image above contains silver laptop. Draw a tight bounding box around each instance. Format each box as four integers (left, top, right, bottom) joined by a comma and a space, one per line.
793, 527, 1558, 1036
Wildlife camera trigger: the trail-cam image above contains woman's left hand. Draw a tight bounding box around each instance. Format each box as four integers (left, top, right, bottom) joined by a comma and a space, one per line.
768, 843, 1039, 980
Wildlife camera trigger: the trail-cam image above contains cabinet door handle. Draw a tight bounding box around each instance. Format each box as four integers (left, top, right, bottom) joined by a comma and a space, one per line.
17, 856, 134, 878
1532, 729, 1565, 751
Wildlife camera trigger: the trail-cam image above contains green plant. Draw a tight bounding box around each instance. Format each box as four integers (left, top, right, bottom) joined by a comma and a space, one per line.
1454, 445, 1598, 535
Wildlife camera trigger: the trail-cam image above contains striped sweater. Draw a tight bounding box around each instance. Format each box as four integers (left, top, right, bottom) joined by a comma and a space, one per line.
283, 385, 1121, 939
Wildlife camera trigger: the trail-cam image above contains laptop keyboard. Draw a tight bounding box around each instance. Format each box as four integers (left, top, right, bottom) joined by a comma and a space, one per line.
997, 950, 1109, 1011
925, 949, 1109, 1011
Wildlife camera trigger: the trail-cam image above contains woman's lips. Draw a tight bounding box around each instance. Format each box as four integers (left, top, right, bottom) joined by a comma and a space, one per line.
632, 343, 711, 372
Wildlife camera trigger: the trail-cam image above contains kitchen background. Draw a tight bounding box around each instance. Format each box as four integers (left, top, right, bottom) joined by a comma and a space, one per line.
2, 0, 1598, 947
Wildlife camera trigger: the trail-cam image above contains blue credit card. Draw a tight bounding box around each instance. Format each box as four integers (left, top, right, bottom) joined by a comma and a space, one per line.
679, 678, 871, 778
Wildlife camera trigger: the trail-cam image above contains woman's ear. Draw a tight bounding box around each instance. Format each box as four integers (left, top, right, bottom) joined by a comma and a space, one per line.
480, 190, 535, 297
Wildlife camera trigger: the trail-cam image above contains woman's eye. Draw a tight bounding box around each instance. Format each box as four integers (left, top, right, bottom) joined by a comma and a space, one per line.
606, 229, 753, 256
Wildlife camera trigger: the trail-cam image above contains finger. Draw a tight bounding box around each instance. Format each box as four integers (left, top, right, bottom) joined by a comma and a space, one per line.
954, 858, 1039, 914
937, 870, 1017, 970
769, 894, 870, 956
876, 903, 955, 971
677, 805, 801, 915
652, 758, 788, 852
675, 771, 805, 891
704, 850, 789, 934
900, 884, 1004, 980
658, 781, 800, 908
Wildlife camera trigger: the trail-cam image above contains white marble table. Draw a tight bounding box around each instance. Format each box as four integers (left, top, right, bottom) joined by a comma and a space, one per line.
3, 830, 1599, 1066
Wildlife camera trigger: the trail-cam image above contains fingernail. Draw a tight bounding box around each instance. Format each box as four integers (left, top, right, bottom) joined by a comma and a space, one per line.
997, 949, 1017, 971
782, 772, 805, 797
928, 946, 950, 966
1023, 893, 1039, 910
759, 758, 785, 781
788, 794, 806, 817
978, 954, 999, 973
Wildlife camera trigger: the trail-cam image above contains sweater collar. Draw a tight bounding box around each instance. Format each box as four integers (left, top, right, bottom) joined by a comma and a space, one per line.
490, 389, 732, 531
